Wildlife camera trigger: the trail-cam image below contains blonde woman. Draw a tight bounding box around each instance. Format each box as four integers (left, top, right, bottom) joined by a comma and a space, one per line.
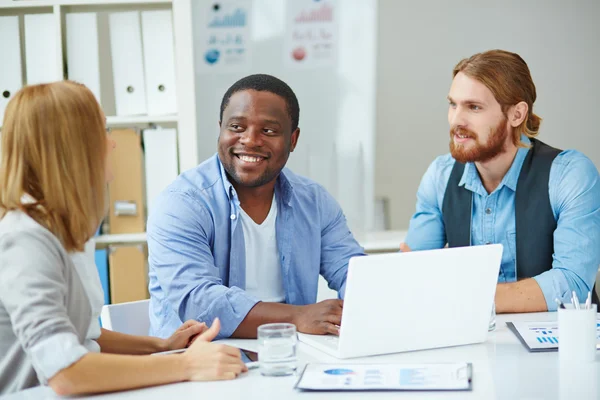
0, 81, 247, 396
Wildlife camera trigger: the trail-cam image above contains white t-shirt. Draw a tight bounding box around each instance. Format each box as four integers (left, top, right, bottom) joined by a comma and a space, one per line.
239, 194, 285, 303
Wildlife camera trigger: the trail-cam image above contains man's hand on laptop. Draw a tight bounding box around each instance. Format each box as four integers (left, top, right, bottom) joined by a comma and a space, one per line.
293, 299, 343, 335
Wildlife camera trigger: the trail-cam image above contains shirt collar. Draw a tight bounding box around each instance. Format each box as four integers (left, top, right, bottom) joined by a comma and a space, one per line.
217, 156, 236, 201
217, 156, 294, 205
457, 134, 531, 194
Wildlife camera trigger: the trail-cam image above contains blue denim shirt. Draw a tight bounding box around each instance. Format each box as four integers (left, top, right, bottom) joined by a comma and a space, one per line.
406, 136, 600, 311
147, 154, 365, 338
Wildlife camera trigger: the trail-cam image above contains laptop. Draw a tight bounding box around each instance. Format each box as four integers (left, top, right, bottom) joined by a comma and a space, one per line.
298, 244, 503, 359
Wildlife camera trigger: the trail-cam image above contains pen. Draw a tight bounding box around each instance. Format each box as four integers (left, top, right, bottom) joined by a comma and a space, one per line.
151, 348, 186, 356
585, 291, 592, 310
572, 291, 581, 310
555, 298, 566, 309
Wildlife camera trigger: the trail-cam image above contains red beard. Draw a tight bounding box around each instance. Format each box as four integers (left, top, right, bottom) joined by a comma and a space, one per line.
449, 118, 508, 163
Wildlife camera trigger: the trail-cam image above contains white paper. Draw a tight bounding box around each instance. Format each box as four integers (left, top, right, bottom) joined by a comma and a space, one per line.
284, 0, 338, 68
197, 0, 252, 72
295, 363, 471, 391
510, 320, 600, 351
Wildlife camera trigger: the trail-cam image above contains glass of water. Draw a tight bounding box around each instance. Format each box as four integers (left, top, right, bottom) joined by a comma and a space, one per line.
489, 302, 496, 331
257, 323, 298, 376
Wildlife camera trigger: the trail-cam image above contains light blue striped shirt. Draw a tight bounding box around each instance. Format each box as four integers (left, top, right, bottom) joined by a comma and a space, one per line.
406, 136, 600, 310
147, 154, 364, 338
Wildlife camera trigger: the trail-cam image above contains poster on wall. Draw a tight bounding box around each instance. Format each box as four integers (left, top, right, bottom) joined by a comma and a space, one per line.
198, 0, 252, 72
284, 0, 338, 69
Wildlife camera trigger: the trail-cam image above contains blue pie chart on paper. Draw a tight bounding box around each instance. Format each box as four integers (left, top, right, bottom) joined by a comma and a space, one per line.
205, 49, 220, 64
324, 368, 355, 375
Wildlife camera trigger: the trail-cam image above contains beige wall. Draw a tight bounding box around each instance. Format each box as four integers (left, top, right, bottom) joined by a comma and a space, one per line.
376, 0, 600, 229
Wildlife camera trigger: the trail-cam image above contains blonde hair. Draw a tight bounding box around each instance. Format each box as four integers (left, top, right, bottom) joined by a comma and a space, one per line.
453, 50, 542, 147
0, 81, 107, 252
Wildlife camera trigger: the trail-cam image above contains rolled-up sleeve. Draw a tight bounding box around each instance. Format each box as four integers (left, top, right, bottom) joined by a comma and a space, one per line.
28, 333, 88, 382
535, 152, 600, 310
318, 188, 365, 298
0, 232, 88, 383
147, 192, 259, 338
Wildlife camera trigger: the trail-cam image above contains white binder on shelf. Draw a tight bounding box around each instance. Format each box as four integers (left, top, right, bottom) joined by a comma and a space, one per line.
143, 128, 178, 215
0, 16, 23, 127
141, 10, 177, 116
66, 13, 101, 102
24, 14, 59, 85
109, 11, 147, 116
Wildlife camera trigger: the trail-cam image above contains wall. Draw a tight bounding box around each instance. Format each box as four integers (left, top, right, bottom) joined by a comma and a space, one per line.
376, 0, 600, 229
191, 0, 378, 235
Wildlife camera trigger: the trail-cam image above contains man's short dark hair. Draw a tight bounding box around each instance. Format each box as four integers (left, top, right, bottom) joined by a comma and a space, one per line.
219, 74, 300, 132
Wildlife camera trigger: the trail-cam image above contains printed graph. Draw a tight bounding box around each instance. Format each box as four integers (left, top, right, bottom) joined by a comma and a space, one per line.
399, 368, 426, 385
209, 8, 247, 28
294, 4, 333, 23
529, 323, 600, 345
533, 328, 559, 344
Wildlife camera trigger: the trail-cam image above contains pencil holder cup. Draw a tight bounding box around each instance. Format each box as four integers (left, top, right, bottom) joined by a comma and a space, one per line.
558, 304, 597, 363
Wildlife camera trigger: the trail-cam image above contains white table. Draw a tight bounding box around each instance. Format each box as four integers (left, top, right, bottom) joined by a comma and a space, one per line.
359, 230, 406, 253
3, 312, 599, 400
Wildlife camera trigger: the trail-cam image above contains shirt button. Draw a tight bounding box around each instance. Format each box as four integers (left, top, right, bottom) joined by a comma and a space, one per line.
230, 214, 236, 220
485, 208, 492, 214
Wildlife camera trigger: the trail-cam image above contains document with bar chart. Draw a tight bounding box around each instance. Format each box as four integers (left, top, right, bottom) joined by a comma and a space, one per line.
507, 321, 600, 352
295, 363, 472, 391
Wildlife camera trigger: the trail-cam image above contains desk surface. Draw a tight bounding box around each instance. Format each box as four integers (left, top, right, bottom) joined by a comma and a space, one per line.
358, 230, 406, 253
3, 312, 598, 400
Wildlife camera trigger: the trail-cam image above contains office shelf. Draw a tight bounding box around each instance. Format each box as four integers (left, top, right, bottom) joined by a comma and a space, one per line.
0, 0, 171, 9
93, 231, 407, 253
106, 114, 178, 126
95, 232, 147, 249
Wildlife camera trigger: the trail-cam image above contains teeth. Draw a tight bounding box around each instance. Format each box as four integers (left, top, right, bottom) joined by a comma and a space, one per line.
239, 155, 262, 163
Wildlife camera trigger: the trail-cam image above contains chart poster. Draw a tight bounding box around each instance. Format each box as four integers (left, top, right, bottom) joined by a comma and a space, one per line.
284, 0, 338, 69
199, 0, 252, 72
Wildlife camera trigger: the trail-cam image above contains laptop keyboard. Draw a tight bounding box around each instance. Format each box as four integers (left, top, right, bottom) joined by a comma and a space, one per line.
318, 335, 340, 349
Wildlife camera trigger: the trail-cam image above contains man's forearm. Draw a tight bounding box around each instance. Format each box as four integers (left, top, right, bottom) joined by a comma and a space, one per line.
231, 302, 301, 338
98, 328, 166, 355
495, 279, 548, 313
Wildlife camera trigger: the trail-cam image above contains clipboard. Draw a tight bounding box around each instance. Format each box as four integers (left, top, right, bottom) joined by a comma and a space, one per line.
294, 362, 472, 392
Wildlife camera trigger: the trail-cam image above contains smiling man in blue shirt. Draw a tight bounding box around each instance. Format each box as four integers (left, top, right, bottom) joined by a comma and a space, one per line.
147, 74, 364, 339
401, 50, 600, 313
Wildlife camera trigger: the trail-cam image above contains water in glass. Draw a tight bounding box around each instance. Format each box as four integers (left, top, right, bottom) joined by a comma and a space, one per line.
257, 323, 297, 376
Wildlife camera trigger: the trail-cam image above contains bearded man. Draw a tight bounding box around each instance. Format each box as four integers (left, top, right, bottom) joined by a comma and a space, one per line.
400, 50, 600, 313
